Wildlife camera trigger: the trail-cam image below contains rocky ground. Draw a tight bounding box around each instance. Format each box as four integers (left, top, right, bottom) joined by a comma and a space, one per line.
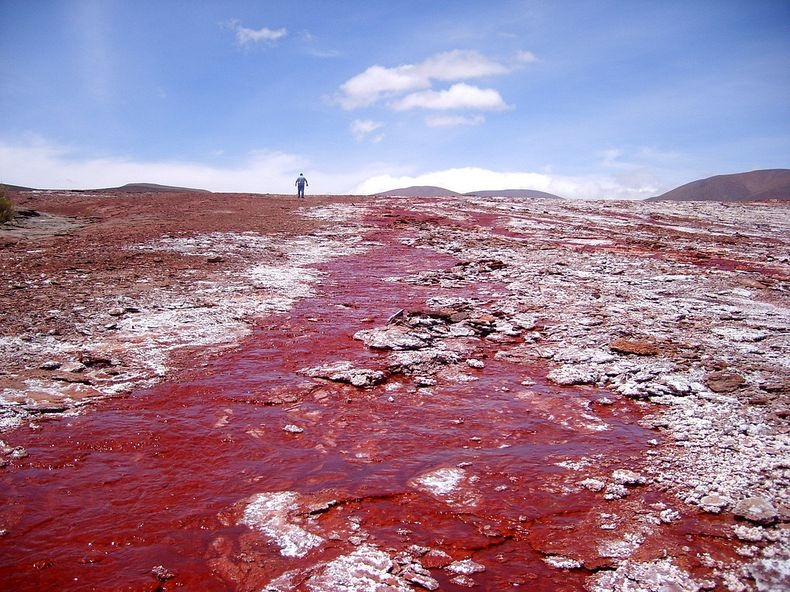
0, 190, 788, 591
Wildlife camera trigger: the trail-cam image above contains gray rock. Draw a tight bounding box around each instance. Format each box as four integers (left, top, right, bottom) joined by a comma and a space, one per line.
587, 558, 711, 592
446, 559, 485, 575
748, 558, 790, 591
612, 469, 647, 486
354, 326, 431, 350
546, 365, 600, 386
61, 361, 86, 373
299, 361, 386, 388
733, 497, 778, 525
698, 494, 732, 514
733, 524, 765, 542
604, 483, 629, 500
579, 478, 606, 492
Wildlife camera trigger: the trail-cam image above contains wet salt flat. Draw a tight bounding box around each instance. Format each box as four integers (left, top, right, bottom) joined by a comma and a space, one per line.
1, 197, 788, 591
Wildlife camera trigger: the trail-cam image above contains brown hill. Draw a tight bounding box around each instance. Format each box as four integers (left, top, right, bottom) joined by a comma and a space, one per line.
465, 189, 564, 199
96, 183, 212, 193
375, 186, 565, 199
374, 185, 462, 197
1, 183, 36, 191
648, 169, 790, 202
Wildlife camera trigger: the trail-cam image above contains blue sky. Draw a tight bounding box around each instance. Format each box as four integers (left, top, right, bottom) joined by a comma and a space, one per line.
1, 0, 788, 197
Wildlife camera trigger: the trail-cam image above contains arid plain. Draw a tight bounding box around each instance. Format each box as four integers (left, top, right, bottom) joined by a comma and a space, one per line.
1, 189, 788, 591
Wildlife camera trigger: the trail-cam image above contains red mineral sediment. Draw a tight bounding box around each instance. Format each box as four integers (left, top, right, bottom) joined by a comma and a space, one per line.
0, 192, 787, 591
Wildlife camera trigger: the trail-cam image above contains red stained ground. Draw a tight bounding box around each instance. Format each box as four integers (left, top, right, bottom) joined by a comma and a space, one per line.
0, 199, 749, 591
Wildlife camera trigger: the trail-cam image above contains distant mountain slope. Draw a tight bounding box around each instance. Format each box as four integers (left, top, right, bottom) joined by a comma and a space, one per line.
465, 189, 564, 199
374, 185, 462, 197
374, 185, 565, 199
648, 169, 790, 202
97, 183, 212, 193
0, 183, 35, 191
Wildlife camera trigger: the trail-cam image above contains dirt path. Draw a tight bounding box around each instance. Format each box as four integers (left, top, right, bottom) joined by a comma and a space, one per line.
0, 191, 788, 591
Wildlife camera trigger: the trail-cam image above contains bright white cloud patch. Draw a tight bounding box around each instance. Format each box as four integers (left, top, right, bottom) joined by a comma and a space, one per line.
337, 49, 508, 110
0, 138, 663, 199
392, 83, 509, 111
231, 21, 287, 46
356, 166, 661, 199
0, 138, 331, 193
350, 119, 385, 142
516, 50, 538, 63
425, 114, 485, 127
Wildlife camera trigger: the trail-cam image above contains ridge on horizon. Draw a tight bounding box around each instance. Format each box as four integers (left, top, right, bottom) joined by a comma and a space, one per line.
648, 169, 790, 202
3, 168, 789, 201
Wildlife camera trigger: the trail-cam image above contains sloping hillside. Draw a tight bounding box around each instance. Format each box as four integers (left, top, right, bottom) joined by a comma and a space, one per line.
374, 185, 462, 197
465, 189, 564, 199
649, 169, 790, 201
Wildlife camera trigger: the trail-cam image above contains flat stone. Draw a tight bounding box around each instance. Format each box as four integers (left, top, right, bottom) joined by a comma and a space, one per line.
446, 558, 486, 575
604, 483, 629, 500
733, 524, 765, 542
748, 558, 790, 591
307, 545, 411, 591
732, 497, 778, 525
401, 567, 440, 591
609, 337, 659, 356
587, 558, 709, 592
705, 370, 745, 393
61, 361, 87, 373
151, 565, 175, 582
699, 494, 732, 513
546, 365, 600, 386
612, 469, 647, 485
421, 549, 453, 568
354, 326, 431, 350
579, 478, 606, 492
450, 574, 478, 587
299, 361, 385, 388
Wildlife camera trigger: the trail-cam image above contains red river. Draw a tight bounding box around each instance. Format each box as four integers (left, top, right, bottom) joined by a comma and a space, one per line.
0, 207, 742, 591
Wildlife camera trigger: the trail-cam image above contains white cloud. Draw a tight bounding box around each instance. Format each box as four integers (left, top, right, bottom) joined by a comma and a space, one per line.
515, 50, 538, 64
392, 83, 509, 111
419, 50, 509, 81
425, 114, 485, 127
337, 49, 507, 110
230, 21, 287, 46
350, 119, 385, 142
355, 166, 661, 199
0, 138, 665, 199
0, 138, 304, 193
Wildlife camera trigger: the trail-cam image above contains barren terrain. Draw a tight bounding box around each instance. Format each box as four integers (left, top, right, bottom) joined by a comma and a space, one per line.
0, 190, 788, 591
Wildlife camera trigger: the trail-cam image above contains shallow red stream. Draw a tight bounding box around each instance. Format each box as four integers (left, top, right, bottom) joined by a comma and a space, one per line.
0, 206, 741, 591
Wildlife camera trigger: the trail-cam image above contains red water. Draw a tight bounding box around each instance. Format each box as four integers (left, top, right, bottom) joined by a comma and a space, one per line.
0, 205, 743, 591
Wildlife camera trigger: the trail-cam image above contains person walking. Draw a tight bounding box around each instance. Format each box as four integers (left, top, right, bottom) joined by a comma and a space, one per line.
295, 173, 308, 198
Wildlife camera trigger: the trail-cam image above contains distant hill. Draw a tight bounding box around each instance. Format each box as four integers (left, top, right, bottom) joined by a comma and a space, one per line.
93, 183, 212, 193
648, 169, 790, 202
1, 182, 211, 193
375, 185, 462, 197
374, 185, 564, 199
465, 189, 564, 199
0, 183, 35, 191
